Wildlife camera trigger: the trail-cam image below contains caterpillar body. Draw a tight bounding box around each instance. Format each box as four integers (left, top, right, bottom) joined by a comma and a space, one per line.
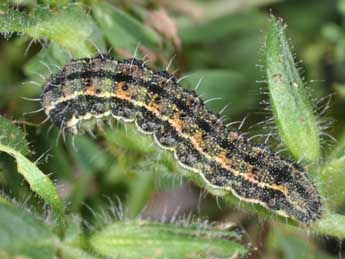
40, 55, 322, 224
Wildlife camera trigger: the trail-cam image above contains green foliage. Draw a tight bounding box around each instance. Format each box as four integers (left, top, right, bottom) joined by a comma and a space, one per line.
184, 70, 258, 115
0, 3, 104, 57
0, 203, 56, 259
319, 132, 345, 208
89, 221, 246, 259
92, 2, 160, 51
265, 16, 320, 163
0, 116, 29, 155
0, 117, 64, 218
0, 0, 344, 258
24, 42, 70, 81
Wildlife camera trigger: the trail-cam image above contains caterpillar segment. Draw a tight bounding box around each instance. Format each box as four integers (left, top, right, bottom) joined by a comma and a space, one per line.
40, 55, 322, 224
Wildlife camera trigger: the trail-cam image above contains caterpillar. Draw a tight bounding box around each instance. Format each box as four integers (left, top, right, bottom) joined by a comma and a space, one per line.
40, 55, 322, 224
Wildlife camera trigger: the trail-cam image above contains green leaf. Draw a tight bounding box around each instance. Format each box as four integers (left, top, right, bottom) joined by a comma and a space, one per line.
89, 220, 247, 259
183, 70, 258, 115
265, 16, 320, 162
318, 131, 345, 207
57, 245, 98, 259
127, 170, 155, 218
0, 203, 56, 259
92, 2, 160, 51
311, 212, 345, 239
0, 116, 29, 155
104, 126, 155, 155
195, 0, 279, 20
180, 11, 265, 45
58, 215, 98, 259
267, 224, 332, 259
0, 117, 64, 218
24, 42, 70, 82
70, 136, 111, 173
67, 135, 111, 212
0, 4, 105, 57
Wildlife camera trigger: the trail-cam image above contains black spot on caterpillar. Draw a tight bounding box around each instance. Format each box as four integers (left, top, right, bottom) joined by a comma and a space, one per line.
40, 55, 322, 224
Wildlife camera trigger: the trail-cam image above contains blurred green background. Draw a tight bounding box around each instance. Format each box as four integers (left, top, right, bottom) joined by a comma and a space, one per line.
0, 0, 345, 258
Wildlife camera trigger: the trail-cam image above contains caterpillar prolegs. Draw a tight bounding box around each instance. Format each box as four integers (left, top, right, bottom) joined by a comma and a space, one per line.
40, 55, 322, 224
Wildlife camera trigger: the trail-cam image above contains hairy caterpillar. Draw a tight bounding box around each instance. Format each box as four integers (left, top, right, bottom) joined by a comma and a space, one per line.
40, 55, 322, 224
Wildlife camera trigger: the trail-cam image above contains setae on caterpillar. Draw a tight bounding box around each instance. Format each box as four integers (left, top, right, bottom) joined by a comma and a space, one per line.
40, 55, 322, 224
